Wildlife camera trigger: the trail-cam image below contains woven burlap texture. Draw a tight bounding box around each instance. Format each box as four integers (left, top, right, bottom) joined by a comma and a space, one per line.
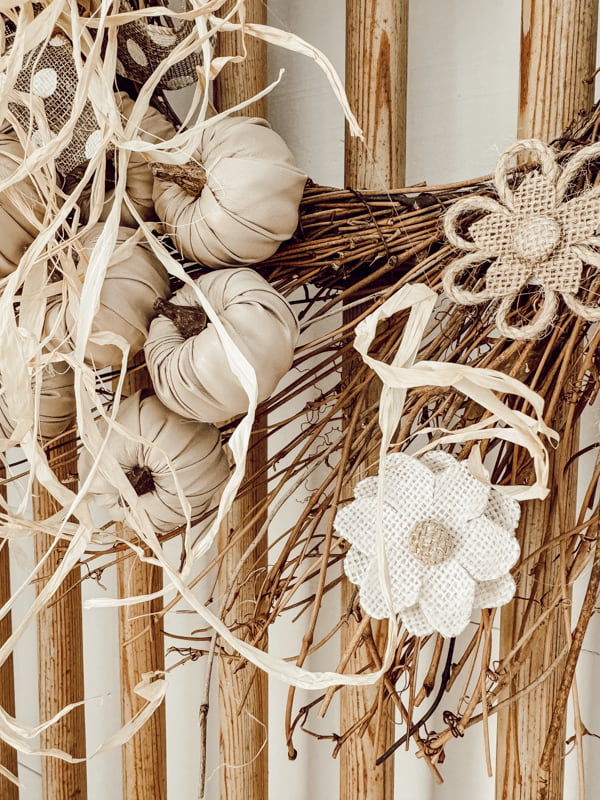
8, 32, 101, 176
334, 450, 521, 637
443, 138, 600, 339
116, 1, 201, 90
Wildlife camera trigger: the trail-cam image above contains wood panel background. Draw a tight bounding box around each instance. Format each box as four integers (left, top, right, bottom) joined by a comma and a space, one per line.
4, 2, 600, 799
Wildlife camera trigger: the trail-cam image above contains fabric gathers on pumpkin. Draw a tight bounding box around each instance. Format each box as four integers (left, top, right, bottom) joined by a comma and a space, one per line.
43, 224, 171, 369
0, 130, 45, 277
145, 267, 300, 424
334, 451, 521, 637
0, 360, 75, 444
79, 390, 230, 534
152, 115, 307, 268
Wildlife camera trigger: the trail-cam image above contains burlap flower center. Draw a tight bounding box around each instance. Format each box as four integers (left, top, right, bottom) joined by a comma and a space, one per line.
512, 214, 562, 264
408, 519, 455, 566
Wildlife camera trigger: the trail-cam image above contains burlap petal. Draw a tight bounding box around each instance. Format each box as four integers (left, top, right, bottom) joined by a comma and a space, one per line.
512, 172, 556, 216
343, 546, 371, 586
419, 561, 476, 637
535, 246, 582, 292
378, 452, 435, 517
334, 497, 379, 555
398, 604, 435, 636
472, 573, 516, 609
455, 517, 520, 581
486, 252, 532, 296
484, 489, 521, 532
559, 194, 600, 245
430, 460, 489, 528
468, 211, 513, 255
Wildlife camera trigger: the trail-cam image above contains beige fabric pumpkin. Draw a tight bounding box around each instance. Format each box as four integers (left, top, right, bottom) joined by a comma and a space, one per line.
78, 390, 230, 534
77, 92, 176, 227
144, 267, 299, 424
152, 116, 307, 267
0, 361, 75, 442
38, 361, 76, 440
0, 131, 44, 277
44, 225, 171, 369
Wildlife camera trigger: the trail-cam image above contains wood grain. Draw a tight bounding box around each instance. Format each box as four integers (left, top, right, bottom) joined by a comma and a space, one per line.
518, 0, 598, 140
117, 362, 166, 800
341, 2, 407, 798
34, 439, 87, 800
214, 3, 269, 798
496, 3, 597, 798
0, 468, 18, 799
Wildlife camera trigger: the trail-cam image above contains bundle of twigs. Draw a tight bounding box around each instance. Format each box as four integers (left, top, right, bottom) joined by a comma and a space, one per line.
146, 103, 600, 776
2, 4, 599, 779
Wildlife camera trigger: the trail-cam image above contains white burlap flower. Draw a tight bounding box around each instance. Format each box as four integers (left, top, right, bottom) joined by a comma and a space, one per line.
443, 139, 600, 339
334, 451, 521, 637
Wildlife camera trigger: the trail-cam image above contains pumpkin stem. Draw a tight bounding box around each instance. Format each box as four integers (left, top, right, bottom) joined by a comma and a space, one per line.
154, 297, 208, 339
151, 160, 207, 196
126, 464, 155, 497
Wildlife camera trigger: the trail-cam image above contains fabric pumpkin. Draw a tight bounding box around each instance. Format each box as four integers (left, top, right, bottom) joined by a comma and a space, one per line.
0, 130, 44, 277
144, 267, 299, 423
38, 361, 76, 440
0, 360, 75, 442
44, 224, 170, 369
78, 390, 230, 534
77, 92, 176, 227
152, 115, 307, 267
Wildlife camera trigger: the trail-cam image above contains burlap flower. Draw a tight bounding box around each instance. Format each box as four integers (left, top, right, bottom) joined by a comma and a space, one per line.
443, 139, 600, 338
334, 451, 520, 637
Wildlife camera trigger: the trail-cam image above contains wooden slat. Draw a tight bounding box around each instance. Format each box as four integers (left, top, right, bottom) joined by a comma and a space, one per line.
496, 3, 598, 799
117, 364, 166, 800
213, 3, 269, 798
341, 2, 408, 797
0, 468, 18, 799
34, 439, 87, 800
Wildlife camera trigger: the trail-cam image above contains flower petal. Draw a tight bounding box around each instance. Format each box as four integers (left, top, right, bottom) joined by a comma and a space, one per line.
344, 546, 371, 585
387, 544, 426, 608
400, 604, 435, 636
354, 475, 378, 500
473, 573, 516, 609
484, 489, 520, 532
512, 172, 557, 215
442, 251, 495, 305
419, 450, 459, 474
560, 195, 600, 245
381, 452, 435, 519
486, 252, 533, 296
419, 560, 476, 637
355, 567, 389, 620
431, 461, 489, 528
534, 246, 582, 292
334, 496, 378, 552
468, 212, 513, 255
455, 517, 520, 581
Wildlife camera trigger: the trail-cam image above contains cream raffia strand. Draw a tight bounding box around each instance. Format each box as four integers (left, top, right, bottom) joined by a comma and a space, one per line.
443, 138, 600, 339
0, 0, 553, 763
0, 0, 367, 765
85, 282, 555, 688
